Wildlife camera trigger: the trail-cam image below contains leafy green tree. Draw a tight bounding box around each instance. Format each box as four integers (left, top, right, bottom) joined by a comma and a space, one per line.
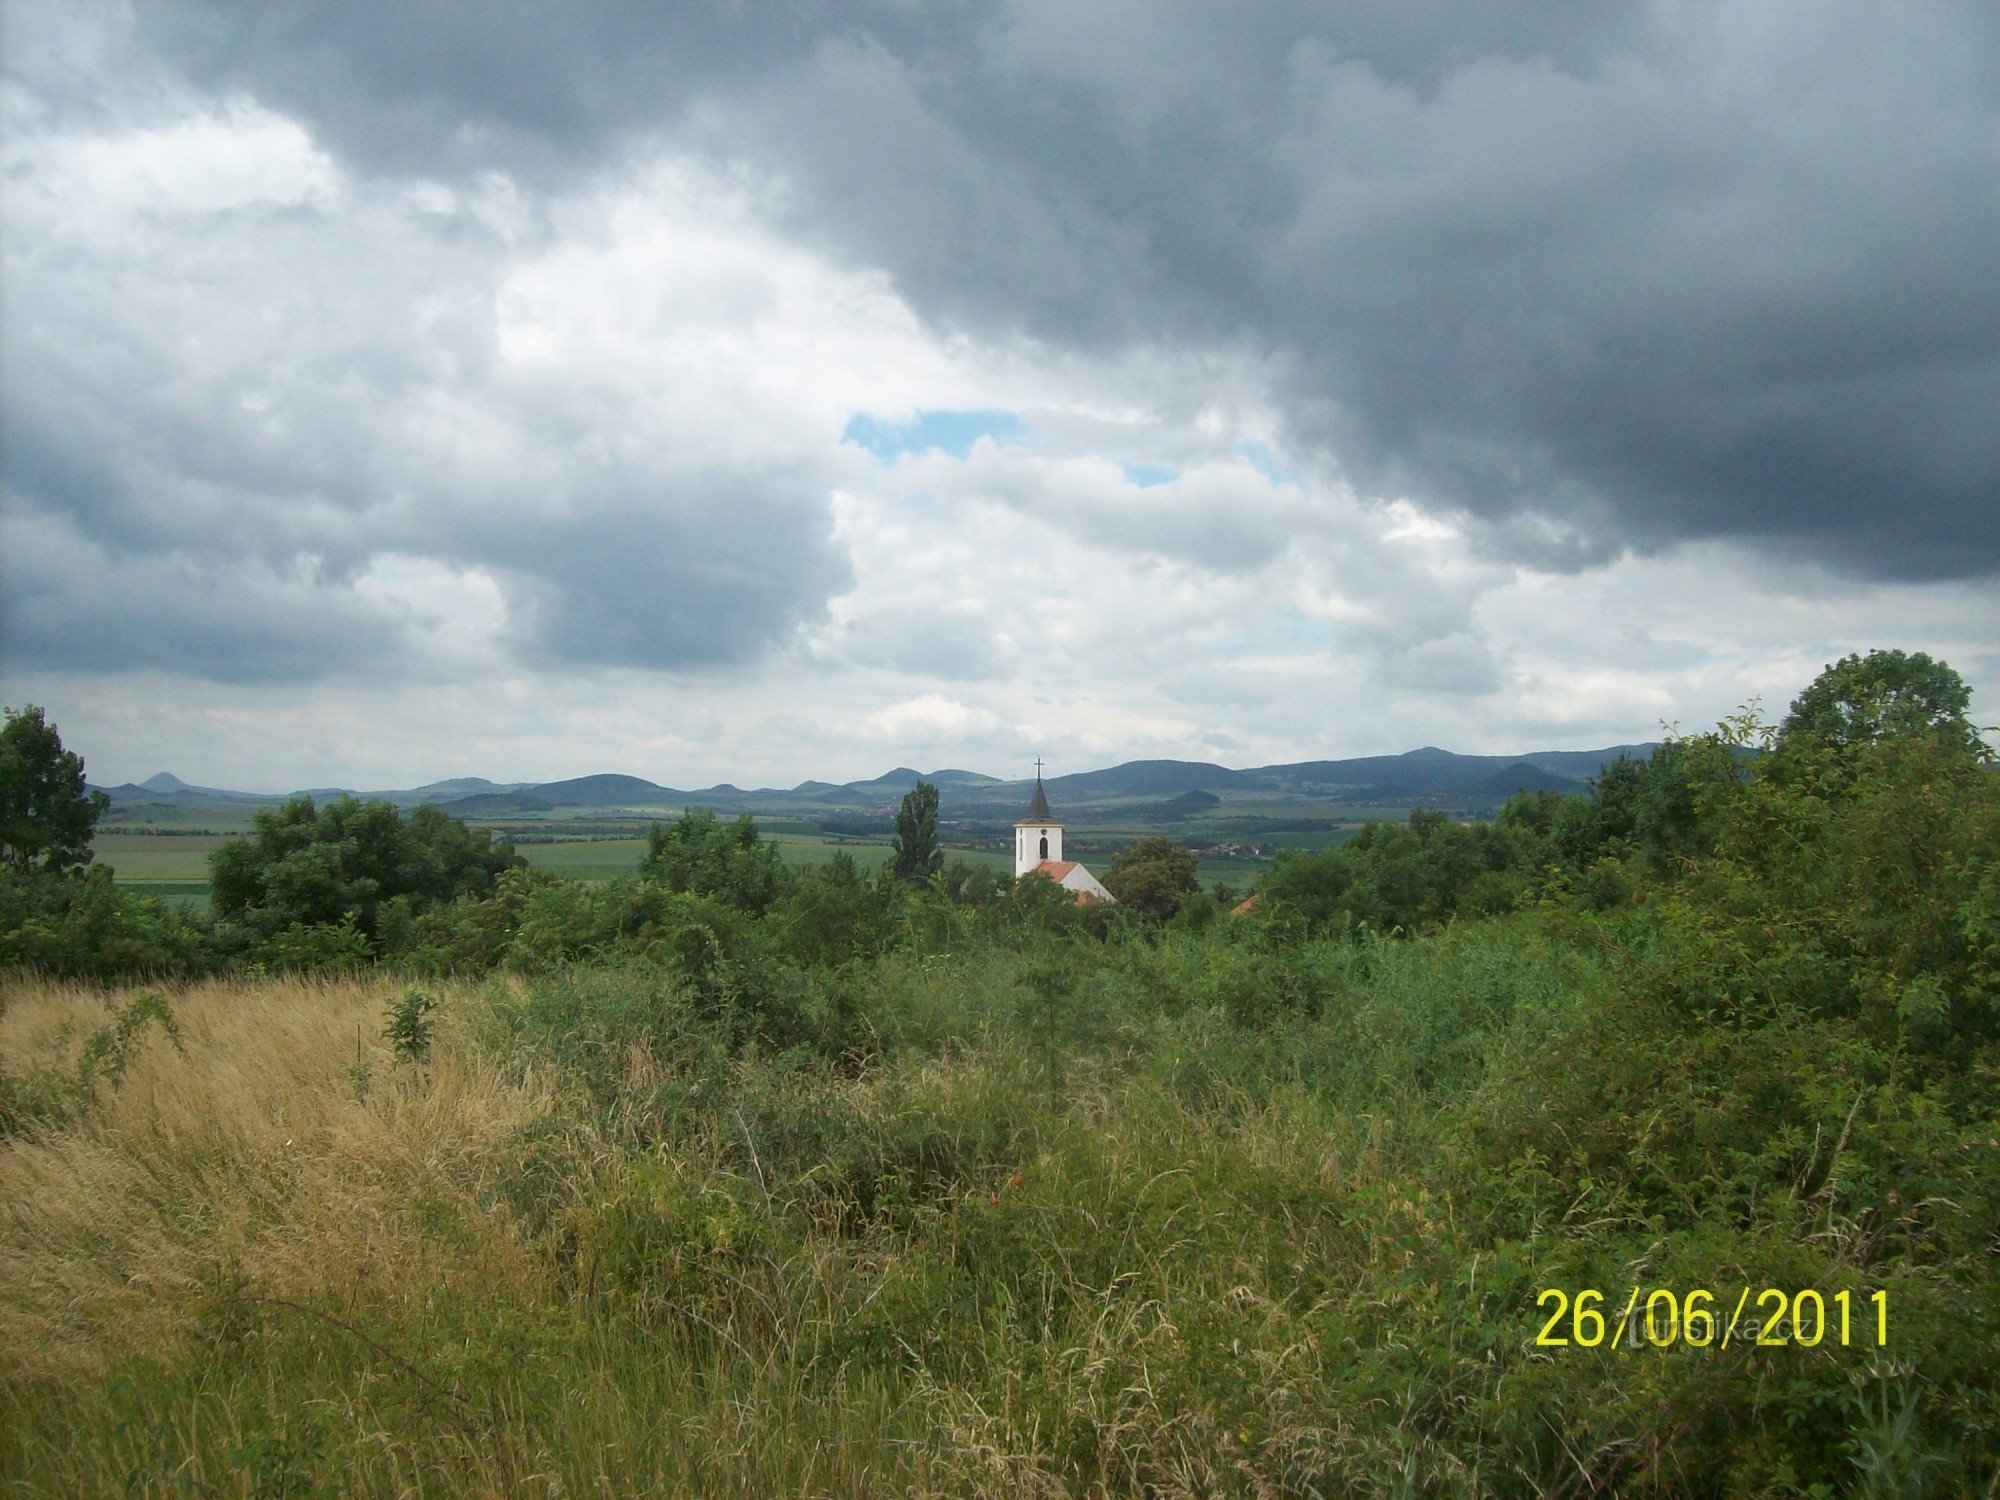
775, 851, 894, 967
1102, 835, 1200, 921
890, 780, 944, 884
1, 866, 213, 978
1778, 649, 1985, 758
0, 705, 109, 877
1262, 844, 1356, 930
1699, 728, 2000, 1050
637, 809, 786, 915
1586, 735, 1745, 875
941, 859, 1002, 907
209, 796, 520, 955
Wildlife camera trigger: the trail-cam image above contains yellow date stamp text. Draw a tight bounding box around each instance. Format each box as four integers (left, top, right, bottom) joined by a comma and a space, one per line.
1533, 1287, 1889, 1350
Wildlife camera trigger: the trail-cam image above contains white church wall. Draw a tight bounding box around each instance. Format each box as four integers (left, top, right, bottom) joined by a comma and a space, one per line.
1014, 823, 1062, 878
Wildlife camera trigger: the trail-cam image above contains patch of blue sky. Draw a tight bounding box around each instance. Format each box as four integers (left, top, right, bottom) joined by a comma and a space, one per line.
842, 409, 1024, 461
1122, 464, 1179, 488
1240, 441, 1299, 486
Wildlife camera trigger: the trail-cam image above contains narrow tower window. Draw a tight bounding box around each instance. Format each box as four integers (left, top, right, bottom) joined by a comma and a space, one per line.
1040, 835, 1049, 859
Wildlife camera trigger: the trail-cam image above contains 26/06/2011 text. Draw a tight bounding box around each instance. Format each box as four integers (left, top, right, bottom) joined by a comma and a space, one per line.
1534, 1288, 1889, 1351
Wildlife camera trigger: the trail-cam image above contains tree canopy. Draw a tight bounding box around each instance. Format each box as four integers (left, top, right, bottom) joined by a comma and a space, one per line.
209, 796, 521, 952
1102, 835, 1199, 920
1778, 648, 1986, 758
637, 809, 786, 915
890, 780, 944, 884
0, 705, 108, 878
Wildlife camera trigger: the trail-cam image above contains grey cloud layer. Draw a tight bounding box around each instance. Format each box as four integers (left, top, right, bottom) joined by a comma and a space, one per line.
123, 0, 2000, 580
0, 74, 849, 682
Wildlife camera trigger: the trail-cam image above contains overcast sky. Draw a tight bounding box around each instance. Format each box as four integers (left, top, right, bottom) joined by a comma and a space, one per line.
4, 2, 1996, 791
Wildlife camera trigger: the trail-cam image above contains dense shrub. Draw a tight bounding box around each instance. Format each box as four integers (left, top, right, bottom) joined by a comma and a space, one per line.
1100, 835, 1200, 920
210, 796, 520, 962
637, 809, 786, 915
770, 852, 896, 968
1262, 804, 1531, 933
0, 866, 213, 978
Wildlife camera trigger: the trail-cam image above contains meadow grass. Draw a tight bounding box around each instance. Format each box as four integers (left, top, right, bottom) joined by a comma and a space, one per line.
0, 973, 965, 1494
3, 907, 1991, 1495
0, 954, 1484, 1495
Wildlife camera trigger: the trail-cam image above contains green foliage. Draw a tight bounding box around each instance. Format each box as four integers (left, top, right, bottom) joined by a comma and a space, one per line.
1693, 730, 2000, 1049
637, 809, 785, 915
384, 986, 438, 1063
461, 837, 1998, 1491
1779, 647, 1986, 758
1259, 728, 1761, 934
0, 704, 108, 877
1100, 834, 1199, 920
0, 865, 213, 978
889, 779, 944, 884
939, 858, 1003, 907
395, 865, 547, 973
251, 917, 372, 974
1845, 1370, 1948, 1498
994, 861, 1096, 933
0, 710, 194, 982
228, 1403, 338, 1499
1581, 732, 1746, 876
774, 851, 895, 967
210, 796, 520, 961
1263, 806, 1528, 933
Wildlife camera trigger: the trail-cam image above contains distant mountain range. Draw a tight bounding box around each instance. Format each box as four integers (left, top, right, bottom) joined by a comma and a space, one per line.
92, 744, 1659, 819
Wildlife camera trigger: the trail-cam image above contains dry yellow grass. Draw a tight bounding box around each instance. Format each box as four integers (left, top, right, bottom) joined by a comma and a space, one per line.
0, 974, 555, 1384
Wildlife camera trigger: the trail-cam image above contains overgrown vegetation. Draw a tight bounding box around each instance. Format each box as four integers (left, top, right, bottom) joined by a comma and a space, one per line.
2, 654, 1996, 1493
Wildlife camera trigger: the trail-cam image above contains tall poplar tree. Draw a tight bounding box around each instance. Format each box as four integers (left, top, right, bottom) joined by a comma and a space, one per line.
891, 780, 944, 884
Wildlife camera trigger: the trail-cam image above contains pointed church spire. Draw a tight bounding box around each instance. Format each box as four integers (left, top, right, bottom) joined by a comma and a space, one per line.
1025, 758, 1052, 821
1025, 779, 1053, 821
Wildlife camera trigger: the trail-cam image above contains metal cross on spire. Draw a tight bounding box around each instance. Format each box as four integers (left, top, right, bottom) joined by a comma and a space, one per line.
1034, 756, 1043, 779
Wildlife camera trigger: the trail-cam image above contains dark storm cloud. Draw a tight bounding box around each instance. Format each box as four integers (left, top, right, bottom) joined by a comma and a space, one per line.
470, 470, 852, 673
1, 506, 406, 683
126, 4, 796, 179
1, 345, 849, 681
127, 0, 1999, 579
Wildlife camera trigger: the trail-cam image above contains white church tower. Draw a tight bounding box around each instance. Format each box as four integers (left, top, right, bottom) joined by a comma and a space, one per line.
1013, 761, 1115, 903
1014, 760, 1062, 877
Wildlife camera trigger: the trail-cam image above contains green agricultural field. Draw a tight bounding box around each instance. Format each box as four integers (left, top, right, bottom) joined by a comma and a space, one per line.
771, 834, 1016, 875
512, 833, 1016, 883
92, 833, 236, 887
513, 837, 653, 882
97, 802, 263, 833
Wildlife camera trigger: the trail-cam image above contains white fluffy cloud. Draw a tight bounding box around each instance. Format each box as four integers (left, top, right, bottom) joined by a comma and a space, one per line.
862, 696, 1003, 747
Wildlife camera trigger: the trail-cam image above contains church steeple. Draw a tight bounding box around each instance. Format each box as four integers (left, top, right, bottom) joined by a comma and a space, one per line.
1024, 759, 1053, 822
1014, 758, 1063, 877
1009, 759, 1116, 903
